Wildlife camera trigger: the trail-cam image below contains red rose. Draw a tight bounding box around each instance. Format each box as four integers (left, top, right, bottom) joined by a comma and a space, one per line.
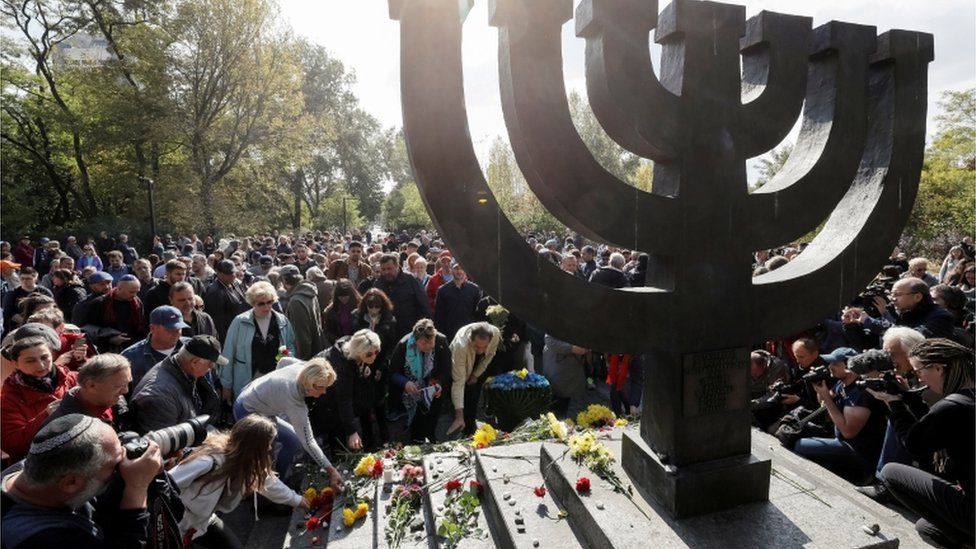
371, 459, 384, 478
305, 516, 320, 531
468, 480, 483, 495
575, 477, 591, 494
445, 478, 463, 492
533, 485, 547, 498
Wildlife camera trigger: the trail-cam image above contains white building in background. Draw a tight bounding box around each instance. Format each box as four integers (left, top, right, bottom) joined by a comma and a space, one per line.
52, 33, 112, 69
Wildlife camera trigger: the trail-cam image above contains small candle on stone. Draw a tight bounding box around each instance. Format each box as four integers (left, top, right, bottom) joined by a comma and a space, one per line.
383, 460, 395, 483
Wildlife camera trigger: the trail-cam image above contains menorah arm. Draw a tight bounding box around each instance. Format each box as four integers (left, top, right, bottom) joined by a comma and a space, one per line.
751, 30, 933, 339
742, 22, 877, 250
492, 0, 677, 254
391, 0, 675, 352
735, 11, 812, 159
575, 0, 680, 162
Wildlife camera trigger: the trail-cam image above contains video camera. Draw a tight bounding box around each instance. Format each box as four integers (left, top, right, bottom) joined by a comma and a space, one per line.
801, 365, 833, 385
750, 380, 799, 409
855, 371, 904, 394
119, 415, 210, 459
850, 282, 889, 318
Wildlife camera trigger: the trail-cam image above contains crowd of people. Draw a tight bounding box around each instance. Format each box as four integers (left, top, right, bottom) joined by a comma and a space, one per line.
0, 228, 972, 548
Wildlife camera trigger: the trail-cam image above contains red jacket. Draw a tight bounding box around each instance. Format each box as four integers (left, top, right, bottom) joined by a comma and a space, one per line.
1, 365, 78, 461
426, 271, 448, 313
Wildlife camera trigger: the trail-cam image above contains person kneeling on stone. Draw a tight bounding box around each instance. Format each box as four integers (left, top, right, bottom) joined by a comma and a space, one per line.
169, 415, 311, 547
792, 347, 887, 483
872, 339, 974, 548
232, 357, 343, 491
447, 322, 500, 437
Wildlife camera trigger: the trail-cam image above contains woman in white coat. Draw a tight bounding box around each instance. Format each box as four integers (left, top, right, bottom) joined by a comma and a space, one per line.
169, 415, 310, 548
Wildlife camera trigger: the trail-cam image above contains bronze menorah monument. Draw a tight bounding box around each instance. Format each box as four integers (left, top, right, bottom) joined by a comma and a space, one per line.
390, 0, 932, 518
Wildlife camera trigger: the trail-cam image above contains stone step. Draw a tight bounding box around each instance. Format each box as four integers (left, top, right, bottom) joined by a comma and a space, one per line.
424, 451, 495, 548
474, 441, 587, 549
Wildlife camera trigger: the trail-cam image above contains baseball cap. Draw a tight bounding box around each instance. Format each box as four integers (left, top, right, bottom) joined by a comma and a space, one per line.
149, 305, 190, 330
821, 347, 858, 365
88, 272, 113, 284
215, 259, 235, 275
184, 335, 228, 365
278, 264, 300, 277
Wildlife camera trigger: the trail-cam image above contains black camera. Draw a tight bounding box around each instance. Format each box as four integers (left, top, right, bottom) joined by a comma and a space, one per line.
119, 415, 210, 459
856, 371, 904, 394
850, 282, 889, 318
802, 365, 833, 385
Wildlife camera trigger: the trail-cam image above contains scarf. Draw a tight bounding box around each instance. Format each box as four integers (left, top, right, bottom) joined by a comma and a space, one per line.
101, 287, 147, 335
606, 354, 631, 391
403, 334, 436, 425
14, 367, 58, 394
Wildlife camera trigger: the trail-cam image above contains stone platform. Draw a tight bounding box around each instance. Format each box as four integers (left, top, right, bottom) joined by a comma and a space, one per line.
273, 427, 925, 549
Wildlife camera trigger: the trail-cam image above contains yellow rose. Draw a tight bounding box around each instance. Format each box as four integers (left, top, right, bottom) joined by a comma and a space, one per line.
354, 454, 377, 477
303, 487, 318, 501
355, 501, 369, 519
614, 418, 628, 427
343, 507, 356, 527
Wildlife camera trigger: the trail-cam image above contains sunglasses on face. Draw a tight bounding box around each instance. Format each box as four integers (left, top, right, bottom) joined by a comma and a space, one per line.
255, 300, 275, 307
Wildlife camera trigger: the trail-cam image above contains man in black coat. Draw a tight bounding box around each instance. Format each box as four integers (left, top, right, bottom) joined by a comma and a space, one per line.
588, 252, 630, 289
202, 260, 248, 344
433, 261, 481, 342
373, 254, 431, 338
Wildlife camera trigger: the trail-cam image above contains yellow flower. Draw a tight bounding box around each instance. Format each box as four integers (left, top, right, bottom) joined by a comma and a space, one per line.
355, 501, 369, 519
471, 423, 498, 448
354, 454, 377, 477
343, 507, 356, 527
303, 487, 318, 501
576, 404, 616, 428
546, 412, 567, 441
515, 368, 528, 380
614, 418, 628, 427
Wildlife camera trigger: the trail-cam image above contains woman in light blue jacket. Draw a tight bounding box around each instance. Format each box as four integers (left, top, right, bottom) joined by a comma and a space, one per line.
219, 280, 297, 401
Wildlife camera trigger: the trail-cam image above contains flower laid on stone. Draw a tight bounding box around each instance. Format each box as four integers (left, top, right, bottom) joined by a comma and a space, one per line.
575, 477, 591, 494
342, 502, 370, 527
533, 485, 547, 498
354, 454, 383, 478
445, 478, 463, 492
614, 418, 629, 427
472, 423, 497, 449
576, 404, 617, 429
468, 479, 483, 495
401, 464, 425, 483
545, 412, 569, 441
305, 516, 321, 531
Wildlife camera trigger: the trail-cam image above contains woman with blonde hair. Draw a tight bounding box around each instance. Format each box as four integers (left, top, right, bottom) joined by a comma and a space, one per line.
220, 280, 297, 400
233, 357, 342, 490
170, 415, 311, 548
310, 329, 381, 450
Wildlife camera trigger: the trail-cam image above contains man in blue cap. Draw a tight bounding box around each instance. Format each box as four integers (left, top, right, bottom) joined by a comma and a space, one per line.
121, 305, 189, 389
792, 347, 888, 483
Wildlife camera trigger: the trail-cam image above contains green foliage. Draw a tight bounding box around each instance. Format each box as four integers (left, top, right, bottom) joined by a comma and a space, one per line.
383, 181, 432, 230
0, 0, 396, 241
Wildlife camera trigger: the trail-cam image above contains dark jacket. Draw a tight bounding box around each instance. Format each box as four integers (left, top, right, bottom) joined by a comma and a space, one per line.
433, 280, 481, 343
142, 281, 173, 320
864, 297, 955, 339
588, 267, 630, 289
129, 354, 220, 434
2, 286, 54, 332
354, 312, 399, 373
55, 283, 87, 324
121, 336, 189, 389
285, 281, 324, 360
373, 272, 431, 338
203, 278, 248, 344
181, 309, 217, 340
309, 343, 361, 438
326, 259, 372, 287
387, 332, 452, 413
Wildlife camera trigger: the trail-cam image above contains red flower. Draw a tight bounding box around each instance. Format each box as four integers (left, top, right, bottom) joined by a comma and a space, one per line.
305, 516, 320, 531
476, 442, 486, 449
533, 485, 547, 498
371, 459, 384, 478
468, 480, 483, 495
575, 477, 591, 494
445, 478, 463, 492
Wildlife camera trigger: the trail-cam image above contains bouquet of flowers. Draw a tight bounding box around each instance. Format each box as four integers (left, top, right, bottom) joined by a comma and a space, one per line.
482, 369, 552, 431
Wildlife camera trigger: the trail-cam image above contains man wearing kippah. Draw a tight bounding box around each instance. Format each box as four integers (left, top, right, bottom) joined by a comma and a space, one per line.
0, 414, 162, 547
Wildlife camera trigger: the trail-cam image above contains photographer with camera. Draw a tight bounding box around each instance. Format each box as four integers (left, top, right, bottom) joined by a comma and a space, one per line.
792, 348, 887, 483
872, 339, 974, 548
169, 415, 311, 548
852, 278, 954, 339
0, 414, 162, 548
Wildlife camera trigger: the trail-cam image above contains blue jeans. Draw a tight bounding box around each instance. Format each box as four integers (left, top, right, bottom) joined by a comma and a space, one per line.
875, 420, 913, 480
793, 437, 873, 479
233, 399, 301, 479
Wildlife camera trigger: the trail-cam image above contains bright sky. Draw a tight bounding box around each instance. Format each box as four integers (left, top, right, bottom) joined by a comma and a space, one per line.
280, 0, 976, 180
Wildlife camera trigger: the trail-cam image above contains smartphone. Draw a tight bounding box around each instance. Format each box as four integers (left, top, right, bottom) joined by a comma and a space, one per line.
72, 337, 87, 349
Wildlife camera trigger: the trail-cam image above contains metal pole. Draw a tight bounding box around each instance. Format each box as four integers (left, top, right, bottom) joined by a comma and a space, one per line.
139, 177, 157, 242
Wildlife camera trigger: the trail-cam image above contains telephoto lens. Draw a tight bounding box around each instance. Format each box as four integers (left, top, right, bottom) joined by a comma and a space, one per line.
119, 415, 210, 459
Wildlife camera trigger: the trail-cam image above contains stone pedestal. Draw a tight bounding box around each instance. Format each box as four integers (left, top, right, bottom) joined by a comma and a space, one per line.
621, 430, 771, 518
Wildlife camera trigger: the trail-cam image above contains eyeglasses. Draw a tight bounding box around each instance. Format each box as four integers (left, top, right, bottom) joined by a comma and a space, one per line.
255, 300, 275, 307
